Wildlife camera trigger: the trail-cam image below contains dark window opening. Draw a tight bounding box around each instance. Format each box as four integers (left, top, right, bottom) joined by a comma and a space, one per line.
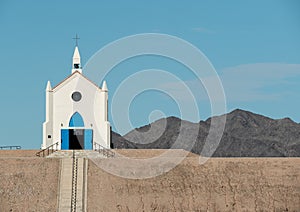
71, 92, 82, 102
48, 135, 51, 139
74, 64, 80, 69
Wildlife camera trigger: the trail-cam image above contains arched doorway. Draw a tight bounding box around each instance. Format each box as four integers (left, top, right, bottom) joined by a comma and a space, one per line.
61, 112, 93, 150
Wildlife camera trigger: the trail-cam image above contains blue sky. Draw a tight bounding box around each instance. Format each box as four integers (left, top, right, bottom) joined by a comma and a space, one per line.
0, 0, 299, 149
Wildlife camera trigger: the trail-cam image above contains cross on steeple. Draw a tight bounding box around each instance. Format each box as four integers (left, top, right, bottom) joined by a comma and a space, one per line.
73, 34, 80, 46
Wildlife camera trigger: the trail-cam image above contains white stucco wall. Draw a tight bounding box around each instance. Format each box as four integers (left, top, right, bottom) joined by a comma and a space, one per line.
42, 72, 110, 149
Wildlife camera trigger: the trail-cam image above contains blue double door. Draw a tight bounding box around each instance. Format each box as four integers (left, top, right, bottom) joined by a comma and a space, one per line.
61, 129, 93, 150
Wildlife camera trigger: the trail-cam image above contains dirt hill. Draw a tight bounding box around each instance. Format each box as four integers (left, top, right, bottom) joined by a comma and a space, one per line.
88, 150, 300, 211
1, 150, 299, 211
0, 150, 60, 211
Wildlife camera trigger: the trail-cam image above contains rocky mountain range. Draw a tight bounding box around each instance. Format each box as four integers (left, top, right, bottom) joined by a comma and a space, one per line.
111, 109, 300, 157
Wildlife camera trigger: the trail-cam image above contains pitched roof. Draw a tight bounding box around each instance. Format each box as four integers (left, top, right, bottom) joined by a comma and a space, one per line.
52, 71, 102, 91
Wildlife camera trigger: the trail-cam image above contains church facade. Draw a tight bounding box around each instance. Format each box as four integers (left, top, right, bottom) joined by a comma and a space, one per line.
42, 46, 111, 150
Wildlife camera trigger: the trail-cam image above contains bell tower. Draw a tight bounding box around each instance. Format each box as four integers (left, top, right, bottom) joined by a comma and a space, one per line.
72, 46, 82, 73
72, 34, 82, 73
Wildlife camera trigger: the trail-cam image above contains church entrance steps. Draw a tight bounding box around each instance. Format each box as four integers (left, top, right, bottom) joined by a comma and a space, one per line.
48, 150, 73, 158
58, 153, 87, 211
58, 158, 73, 211
74, 150, 108, 158
47, 150, 108, 158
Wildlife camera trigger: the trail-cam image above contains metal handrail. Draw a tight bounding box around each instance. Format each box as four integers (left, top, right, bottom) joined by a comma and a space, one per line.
93, 142, 115, 158
0, 146, 21, 150
71, 150, 78, 212
36, 142, 59, 157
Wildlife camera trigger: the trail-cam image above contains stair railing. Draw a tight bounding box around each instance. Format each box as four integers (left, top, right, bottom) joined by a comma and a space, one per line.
93, 142, 115, 158
71, 150, 78, 212
0, 146, 21, 150
36, 142, 59, 157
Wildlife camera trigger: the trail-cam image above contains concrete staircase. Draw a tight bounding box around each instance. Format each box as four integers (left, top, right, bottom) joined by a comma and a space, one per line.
57, 152, 88, 212
50, 149, 111, 211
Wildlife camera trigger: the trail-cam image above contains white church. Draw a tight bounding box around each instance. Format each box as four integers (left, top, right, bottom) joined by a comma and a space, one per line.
42, 45, 111, 150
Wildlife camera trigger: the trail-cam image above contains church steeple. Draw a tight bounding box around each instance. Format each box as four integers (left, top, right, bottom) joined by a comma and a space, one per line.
72, 34, 82, 73
72, 46, 82, 73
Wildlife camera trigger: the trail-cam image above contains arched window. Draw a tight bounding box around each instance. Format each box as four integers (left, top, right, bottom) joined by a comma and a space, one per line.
69, 112, 84, 127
